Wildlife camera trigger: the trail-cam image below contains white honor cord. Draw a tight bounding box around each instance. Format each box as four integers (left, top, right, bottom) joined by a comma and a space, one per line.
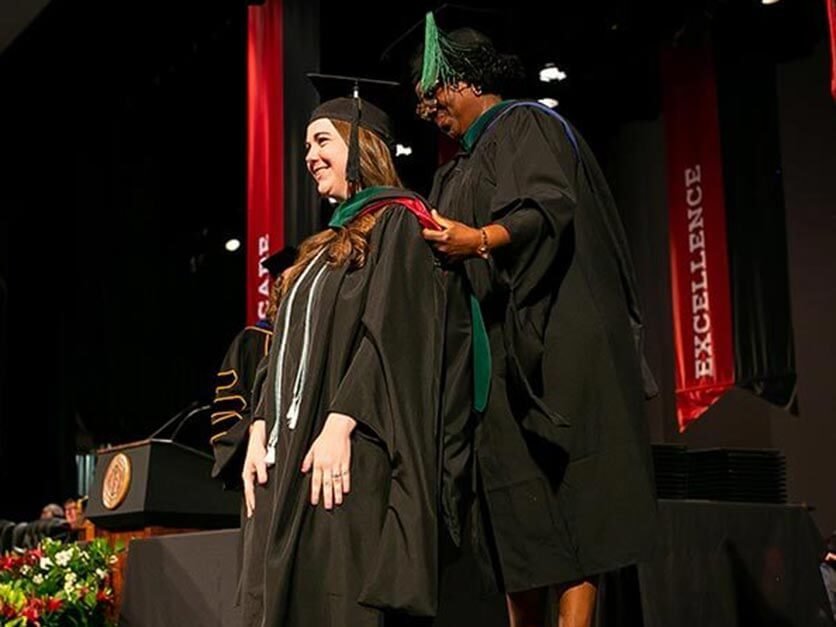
265, 250, 325, 466
286, 262, 329, 430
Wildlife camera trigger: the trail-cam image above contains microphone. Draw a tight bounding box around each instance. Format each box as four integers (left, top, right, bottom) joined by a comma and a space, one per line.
147, 401, 210, 441
169, 403, 212, 442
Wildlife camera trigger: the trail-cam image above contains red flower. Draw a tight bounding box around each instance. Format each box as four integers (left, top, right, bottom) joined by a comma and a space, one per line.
1, 554, 22, 571
45, 597, 63, 613
21, 598, 43, 621
24, 552, 40, 567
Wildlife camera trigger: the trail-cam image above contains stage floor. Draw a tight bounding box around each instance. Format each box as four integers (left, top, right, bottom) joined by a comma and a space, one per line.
119, 500, 834, 626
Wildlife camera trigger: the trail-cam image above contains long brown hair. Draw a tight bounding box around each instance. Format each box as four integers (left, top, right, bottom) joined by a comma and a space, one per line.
275, 119, 402, 301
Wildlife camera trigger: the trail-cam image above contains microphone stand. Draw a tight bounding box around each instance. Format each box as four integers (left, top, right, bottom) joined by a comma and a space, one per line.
147, 400, 205, 440
169, 403, 212, 443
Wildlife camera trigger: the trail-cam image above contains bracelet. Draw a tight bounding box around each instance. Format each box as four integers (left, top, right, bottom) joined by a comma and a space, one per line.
477, 227, 490, 259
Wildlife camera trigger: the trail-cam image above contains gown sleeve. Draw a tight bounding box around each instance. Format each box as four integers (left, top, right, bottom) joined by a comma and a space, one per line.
210, 326, 272, 488
480, 107, 580, 441
489, 106, 577, 307
327, 206, 444, 616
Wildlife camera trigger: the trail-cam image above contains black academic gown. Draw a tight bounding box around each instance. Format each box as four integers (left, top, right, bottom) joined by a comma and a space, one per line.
240, 206, 446, 627
210, 323, 273, 490
429, 101, 658, 591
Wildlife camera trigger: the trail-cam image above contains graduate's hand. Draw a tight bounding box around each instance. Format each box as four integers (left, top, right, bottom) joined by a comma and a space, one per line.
422, 210, 483, 260
301, 413, 356, 510
242, 420, 268, 518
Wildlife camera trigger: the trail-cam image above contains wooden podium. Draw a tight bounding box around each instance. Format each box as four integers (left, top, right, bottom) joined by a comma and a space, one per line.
86, 439, 242, 613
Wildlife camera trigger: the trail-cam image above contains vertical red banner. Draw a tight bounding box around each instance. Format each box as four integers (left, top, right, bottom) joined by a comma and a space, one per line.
247, 0, 284, 324
829, 0, 836, 101
662, 44, 735, 431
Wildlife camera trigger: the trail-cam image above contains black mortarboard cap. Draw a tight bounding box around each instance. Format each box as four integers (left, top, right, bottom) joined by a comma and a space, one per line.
307, 72, 399, 190
260, 245, 298, 278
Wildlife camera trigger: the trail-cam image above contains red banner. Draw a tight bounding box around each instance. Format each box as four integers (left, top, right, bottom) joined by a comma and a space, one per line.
246, 0, 284, 324
662, 44, 735, 431
829, 0, 836, 101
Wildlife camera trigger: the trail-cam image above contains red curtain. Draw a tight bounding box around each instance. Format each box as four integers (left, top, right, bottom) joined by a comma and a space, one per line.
246, 0, 284, 324
662, 44, 736, 431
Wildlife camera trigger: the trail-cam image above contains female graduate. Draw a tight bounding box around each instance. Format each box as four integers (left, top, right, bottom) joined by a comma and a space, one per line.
238, 82, 449, 627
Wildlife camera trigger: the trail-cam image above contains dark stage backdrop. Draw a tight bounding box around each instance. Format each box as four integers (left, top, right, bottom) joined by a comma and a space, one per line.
0, 2, 249, 522
714, 8, 798, 419
282, 0, 321, 249
0, 221, 8, 505
0, 0, 319, 524
771, 38, 836, 537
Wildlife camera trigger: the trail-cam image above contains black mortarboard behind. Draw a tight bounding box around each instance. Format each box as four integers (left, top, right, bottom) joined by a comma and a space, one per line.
306, 73, 399, 192
261, 245, 297, 278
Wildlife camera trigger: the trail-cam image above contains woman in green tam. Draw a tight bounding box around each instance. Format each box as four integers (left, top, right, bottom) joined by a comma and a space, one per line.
397, 9, 658, 627
237, 88, 456, 627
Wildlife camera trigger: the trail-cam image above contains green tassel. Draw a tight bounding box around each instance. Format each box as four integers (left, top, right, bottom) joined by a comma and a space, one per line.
420, 12, 442, 93
420, 11, 461, 94
421, 10, 500, 96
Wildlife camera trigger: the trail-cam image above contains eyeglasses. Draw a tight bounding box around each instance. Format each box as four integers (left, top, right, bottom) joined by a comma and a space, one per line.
415, 82, 441, 121
415, 98, 438, 121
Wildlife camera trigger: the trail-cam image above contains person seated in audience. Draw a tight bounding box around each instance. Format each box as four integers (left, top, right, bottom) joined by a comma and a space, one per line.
39, 503, 64, 520
63, 497, 84, 529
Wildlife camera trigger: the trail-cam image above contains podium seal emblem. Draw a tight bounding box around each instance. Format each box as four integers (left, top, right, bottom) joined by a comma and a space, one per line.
102, 453, 131, 510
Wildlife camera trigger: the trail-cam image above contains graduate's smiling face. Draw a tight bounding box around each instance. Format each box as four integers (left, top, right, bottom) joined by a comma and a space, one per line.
415, 81, 482, 140
305, 118, 350, 201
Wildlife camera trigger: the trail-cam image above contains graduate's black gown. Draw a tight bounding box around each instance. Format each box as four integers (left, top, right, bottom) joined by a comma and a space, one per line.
240, 206, 446, 627
429, 102, 658, 592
